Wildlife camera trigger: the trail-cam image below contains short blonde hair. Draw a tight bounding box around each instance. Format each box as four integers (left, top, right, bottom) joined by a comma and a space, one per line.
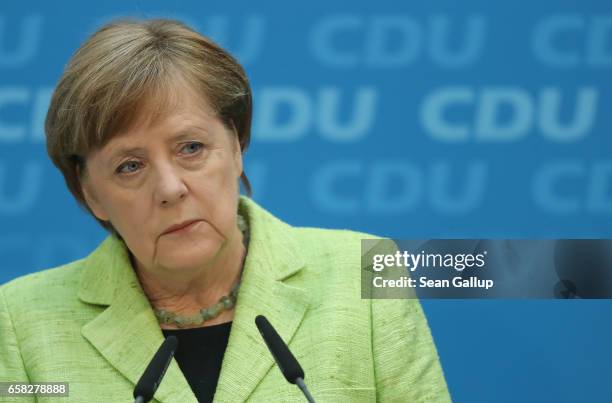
45, 18, 253, 232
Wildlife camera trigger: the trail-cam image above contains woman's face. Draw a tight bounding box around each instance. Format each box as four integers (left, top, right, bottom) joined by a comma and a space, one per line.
80, 85, 243, 275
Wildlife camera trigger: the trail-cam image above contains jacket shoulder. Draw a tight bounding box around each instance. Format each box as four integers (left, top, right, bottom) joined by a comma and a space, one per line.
287, 226, 384, 280
292, 225, 382, 245
0, 260, 84, 308
290, 225, 391, 258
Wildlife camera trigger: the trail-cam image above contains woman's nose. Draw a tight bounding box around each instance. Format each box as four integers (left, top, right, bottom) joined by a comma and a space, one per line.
153, 163, 188, 206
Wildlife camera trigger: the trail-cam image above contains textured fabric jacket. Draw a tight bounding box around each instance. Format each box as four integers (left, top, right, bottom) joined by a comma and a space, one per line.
0, 196, 451, 402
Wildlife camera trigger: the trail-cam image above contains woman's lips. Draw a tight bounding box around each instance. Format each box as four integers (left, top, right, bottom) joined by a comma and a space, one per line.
162, 220, 202, 235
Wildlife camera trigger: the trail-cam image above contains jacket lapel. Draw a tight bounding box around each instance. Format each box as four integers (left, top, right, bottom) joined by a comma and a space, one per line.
78, 236, 196, 402
77, 196, 310, 403
212, 197, 309, 402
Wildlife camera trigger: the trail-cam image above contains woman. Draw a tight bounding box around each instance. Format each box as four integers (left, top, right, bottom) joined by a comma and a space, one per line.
0, 18, 451, 402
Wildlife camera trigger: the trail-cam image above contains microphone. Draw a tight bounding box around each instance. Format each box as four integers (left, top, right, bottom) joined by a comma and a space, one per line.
255, 315, 316, 403
133, 335, 178, 403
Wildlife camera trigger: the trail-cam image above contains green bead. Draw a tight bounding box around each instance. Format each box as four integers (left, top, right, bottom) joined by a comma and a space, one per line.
220, 295, 232, 308
156, 310, 171, 324
208, 305, 222, 318
175, 316, 190, 327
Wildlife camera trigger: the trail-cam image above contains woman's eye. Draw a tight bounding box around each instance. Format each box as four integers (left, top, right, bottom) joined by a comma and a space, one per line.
116, 160, 142, 175
180, 142, 204, 155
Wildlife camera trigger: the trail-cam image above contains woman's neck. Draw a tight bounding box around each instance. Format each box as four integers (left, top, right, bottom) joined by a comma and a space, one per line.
134, 228, 246, 329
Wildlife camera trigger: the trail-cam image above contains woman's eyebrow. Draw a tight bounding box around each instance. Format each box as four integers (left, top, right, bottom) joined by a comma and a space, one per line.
105, 126, 211, 163
168, 126, 210, 143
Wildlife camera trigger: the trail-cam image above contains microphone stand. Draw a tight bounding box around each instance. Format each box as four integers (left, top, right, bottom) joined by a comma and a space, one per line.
295, 377, 316, 403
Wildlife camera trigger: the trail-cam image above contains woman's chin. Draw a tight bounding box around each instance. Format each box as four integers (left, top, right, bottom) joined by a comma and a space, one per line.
156, 243, 220, 273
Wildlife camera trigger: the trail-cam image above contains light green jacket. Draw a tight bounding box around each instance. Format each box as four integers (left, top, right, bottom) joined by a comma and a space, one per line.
0, 196, 451, 402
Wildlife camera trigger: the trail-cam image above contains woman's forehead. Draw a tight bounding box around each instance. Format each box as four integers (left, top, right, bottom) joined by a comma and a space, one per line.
107, 83, 216, 141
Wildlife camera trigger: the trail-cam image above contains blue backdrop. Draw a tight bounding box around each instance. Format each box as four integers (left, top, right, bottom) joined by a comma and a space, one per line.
1, 1, 611, 402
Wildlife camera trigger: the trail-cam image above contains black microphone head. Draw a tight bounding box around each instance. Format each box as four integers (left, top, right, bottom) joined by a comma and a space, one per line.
255, 315, 305, 384
133, 335, 178, 401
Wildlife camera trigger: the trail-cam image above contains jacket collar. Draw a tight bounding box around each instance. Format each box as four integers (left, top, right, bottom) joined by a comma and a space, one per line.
78, 196, 309, 402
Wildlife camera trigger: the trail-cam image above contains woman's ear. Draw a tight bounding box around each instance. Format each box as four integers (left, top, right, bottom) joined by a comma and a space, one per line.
233, 142, 243, 178
79, 169, 110, 222
230, 124, 243, 177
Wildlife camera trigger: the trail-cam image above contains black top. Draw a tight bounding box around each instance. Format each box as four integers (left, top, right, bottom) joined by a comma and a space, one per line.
162, 321, 233, 403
